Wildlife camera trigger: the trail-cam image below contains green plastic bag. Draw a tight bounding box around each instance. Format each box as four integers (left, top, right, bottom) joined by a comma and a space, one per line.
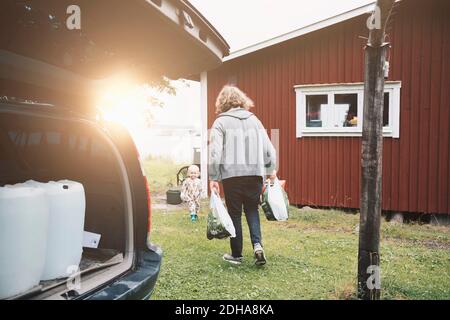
206, 192, 235, 240
206, 210, 230, 240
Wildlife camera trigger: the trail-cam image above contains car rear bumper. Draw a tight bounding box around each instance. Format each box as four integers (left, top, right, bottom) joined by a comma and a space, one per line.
85, 245, 162, 300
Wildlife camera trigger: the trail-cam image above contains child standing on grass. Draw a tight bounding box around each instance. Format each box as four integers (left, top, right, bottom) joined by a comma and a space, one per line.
180, 165, 202, 221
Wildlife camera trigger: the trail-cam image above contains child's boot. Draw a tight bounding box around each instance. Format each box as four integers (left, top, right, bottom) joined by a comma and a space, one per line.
190, 212, 198, 222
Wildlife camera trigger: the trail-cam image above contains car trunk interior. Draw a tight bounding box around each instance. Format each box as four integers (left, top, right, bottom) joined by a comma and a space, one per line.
0, 108, 131, 299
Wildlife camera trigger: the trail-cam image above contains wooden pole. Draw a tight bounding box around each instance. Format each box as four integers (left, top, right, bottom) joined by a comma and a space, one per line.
358, 0, 395, 300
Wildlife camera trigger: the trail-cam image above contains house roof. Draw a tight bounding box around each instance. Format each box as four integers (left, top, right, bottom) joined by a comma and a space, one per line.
223, 2, 377, 62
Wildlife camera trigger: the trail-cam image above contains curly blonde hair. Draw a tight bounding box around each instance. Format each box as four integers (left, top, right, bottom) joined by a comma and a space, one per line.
215, 85, 254, 114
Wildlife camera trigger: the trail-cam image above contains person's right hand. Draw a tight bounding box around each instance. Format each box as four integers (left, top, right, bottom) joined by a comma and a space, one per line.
269, 170, 277, 181
210, 180, 220, 194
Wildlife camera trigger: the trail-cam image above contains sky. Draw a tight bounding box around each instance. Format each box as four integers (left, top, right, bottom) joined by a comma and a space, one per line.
189, 0, 374, 52
161, 0, 374, 127
123, 1, 376, 158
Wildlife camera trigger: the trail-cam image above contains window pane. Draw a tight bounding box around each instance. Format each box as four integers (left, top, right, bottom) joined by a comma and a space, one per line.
383, 92, 390, 127
46, 132, 61, 145
28, 132, 42, 146
306, 95, 327, 127
334, 93, 358, 128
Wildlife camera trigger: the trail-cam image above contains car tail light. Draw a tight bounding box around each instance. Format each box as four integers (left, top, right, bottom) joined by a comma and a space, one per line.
130, 141, 152, 245
144, 175, 152, 242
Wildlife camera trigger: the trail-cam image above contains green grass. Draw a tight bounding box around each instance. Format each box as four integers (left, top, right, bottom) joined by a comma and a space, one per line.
143, 156, 189, 194
144, 158, 450, 300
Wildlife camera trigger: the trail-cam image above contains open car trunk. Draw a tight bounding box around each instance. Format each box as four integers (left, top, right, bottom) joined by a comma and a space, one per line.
0, 0, 228, 300
0, 105, 134, 300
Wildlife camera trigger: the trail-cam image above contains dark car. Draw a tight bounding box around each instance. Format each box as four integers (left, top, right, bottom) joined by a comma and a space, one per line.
0, 0, 229, 300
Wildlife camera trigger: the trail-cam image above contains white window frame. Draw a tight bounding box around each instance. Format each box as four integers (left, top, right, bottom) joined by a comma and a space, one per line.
295, 81, 401, 138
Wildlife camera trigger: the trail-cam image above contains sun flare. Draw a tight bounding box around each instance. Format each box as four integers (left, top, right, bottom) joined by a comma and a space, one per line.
96, 78, 158, 131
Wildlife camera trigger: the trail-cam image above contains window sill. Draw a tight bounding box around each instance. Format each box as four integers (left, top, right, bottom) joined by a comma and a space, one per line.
298, 129, 396, 138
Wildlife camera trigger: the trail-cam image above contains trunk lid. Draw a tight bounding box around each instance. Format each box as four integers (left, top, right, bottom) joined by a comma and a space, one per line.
0, 0, 229, 113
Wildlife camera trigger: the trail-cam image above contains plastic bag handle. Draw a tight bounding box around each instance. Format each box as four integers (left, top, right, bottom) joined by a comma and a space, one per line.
265, 177, 278, 188
210, 191, 222, 208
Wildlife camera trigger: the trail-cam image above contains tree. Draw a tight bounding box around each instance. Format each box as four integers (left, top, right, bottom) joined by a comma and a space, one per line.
358, 0, 395, 300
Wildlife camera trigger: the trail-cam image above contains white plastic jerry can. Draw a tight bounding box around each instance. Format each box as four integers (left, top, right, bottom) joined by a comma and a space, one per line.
24, 180, 86, 281
0, 186, 49, 299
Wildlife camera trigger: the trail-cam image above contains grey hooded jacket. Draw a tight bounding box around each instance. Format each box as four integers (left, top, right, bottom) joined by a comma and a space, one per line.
208, 108, 277, 182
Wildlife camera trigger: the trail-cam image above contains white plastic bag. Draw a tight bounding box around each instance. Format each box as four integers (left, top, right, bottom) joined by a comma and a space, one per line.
266, 178, 289, 221
207, 192, 236, 239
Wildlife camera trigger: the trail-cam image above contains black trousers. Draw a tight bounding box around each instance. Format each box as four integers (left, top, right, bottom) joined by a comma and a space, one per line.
222, 176, 263, 257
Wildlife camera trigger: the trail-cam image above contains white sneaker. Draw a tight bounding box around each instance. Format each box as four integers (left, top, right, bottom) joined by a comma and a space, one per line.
253, 243, 266, 266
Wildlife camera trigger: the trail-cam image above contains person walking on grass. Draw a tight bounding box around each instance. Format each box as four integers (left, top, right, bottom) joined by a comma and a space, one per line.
208, 85, 277, 266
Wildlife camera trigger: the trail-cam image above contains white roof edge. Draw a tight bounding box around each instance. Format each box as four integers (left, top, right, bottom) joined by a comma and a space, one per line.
293, 80, 402, 89
223, 2, 376, 62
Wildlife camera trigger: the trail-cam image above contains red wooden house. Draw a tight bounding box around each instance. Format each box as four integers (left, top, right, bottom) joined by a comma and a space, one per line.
200, 0, 450, 217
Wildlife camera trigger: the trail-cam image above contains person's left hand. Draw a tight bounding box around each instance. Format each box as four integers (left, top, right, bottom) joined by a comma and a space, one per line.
210, 181, 220, 194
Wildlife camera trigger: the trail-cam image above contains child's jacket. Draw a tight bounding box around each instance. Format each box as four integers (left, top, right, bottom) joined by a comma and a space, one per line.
181, 178, 202, 212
